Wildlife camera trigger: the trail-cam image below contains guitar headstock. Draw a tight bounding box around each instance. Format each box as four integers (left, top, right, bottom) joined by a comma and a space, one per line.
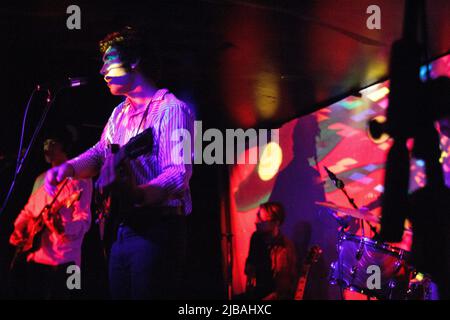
305, 245, 322, 265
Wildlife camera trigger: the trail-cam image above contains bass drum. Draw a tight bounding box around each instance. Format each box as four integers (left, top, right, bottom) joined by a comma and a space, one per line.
330, 232, 411, 300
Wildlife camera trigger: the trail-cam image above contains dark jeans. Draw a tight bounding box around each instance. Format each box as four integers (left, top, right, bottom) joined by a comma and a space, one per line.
9, 260, 76, 300
108, 212, 187, 300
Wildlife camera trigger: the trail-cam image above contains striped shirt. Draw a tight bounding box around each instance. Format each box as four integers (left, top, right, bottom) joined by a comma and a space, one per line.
68, 89, 194, 214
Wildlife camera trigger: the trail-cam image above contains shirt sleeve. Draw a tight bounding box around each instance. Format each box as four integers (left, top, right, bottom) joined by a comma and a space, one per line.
11, 179, 47, 245
31, 172, 45, 195
67, 107, 119, 178
147, 103, 194, 198
13, 190, 38, 228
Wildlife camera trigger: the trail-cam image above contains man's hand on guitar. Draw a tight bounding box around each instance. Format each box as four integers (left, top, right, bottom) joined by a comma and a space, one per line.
45, 163, 74, 196
116, 159, 144, 204
9, 218, 30, 247
98, 155, 143, 205
43, 207, 65, 235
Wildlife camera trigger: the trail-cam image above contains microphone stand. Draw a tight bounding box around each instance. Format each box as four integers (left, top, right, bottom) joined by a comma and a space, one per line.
326, 168, 379, 239
0, 88, 58, 216
340, 183, 378, 239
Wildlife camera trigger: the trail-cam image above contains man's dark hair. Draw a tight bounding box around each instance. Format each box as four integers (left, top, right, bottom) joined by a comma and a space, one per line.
42, 126, 75, 157
99, 26, 161, 81
259, 201, 286, 225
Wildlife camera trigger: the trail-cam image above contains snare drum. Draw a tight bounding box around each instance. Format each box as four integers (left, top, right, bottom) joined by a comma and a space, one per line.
330, 232, 411, 300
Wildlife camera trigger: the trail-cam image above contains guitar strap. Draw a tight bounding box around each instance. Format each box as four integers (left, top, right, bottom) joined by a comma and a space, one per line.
134, 96, 153, 136
98, 96, 155, 252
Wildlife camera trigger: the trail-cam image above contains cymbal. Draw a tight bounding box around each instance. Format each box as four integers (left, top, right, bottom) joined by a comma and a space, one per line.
315, 201, 380, 224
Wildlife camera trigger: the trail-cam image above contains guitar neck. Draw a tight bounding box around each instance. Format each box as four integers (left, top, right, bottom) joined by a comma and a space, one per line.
294, 264, 312, 300
112, 147, 127, 164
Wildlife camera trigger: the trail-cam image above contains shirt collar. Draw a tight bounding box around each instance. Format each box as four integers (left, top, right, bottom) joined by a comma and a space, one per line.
152, 88, 169, 102
124, 88, 169, 116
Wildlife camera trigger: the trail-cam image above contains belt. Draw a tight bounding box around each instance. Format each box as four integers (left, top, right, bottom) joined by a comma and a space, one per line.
119, 205, 185, 229
128, 205, 183, 217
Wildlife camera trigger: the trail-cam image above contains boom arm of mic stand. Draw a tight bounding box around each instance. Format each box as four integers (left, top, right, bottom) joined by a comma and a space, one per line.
340, 184, 379, 238
0, 89, 58, 217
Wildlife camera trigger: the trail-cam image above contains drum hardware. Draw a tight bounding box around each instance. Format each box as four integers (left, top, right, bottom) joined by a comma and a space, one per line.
326, 214, 417, 300
355, 241, 364, 260
315, 201, 380, 224
329, 232, 411, 300
319, 199, 412, 299
393, 260, 402, 274
350, 266, 357, 278
319, 168, 438, 300
323, 166, 379, 238
388, 280, 396, 289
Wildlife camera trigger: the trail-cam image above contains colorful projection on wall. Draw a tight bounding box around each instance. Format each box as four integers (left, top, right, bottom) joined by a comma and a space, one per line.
227, 54, 450, 299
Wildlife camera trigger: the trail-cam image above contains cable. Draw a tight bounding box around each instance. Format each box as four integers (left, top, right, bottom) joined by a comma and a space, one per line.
16, 90, 55, 174
0, 89, 58, 216
0, 88, 37, 215
16, 89, 37, 170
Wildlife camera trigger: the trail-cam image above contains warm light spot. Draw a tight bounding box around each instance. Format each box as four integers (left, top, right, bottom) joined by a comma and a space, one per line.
254, 71, 280, 119
378, 142, 391, 151
258, 142, 282, 181
415, 272, 424, 282
328, 158, 358, 173
364, 61, 388, 86
440, 151, 448, 164
105, 63, 129, 77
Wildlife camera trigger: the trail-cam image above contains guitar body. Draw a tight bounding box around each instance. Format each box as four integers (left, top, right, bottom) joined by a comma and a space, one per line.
95, 127, 154, 246
19, 215, 46, 254
294, 245, 322, 300
10, 187, 83, 270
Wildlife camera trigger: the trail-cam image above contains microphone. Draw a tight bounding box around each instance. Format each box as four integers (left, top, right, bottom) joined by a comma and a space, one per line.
36, 77, 88, 91
324, 166, 345, 189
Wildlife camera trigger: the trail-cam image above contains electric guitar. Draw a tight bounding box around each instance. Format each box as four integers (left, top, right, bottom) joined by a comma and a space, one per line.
10, 178, 83, 269
294, 245, 322, 300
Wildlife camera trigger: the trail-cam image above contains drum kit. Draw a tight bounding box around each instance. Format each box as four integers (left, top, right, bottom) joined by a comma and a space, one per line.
315, 201, 435, 300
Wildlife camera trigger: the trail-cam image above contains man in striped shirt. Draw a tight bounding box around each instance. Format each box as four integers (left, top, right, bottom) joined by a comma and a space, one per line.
45, 27, 195, 299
